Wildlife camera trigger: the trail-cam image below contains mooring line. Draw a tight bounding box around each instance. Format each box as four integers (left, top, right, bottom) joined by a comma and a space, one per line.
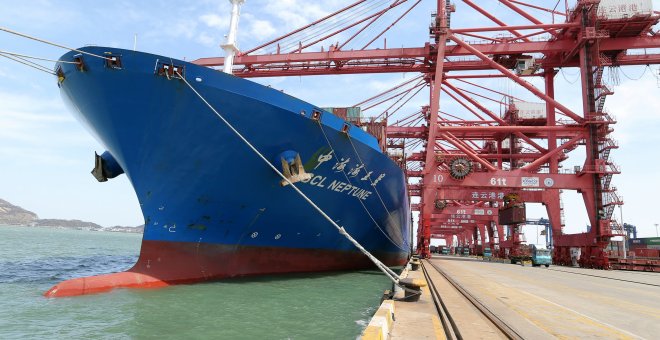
315, 121, 409, 253
346, 135, 409, 248
0, 26, 109, 60
0, 49, 80, 64
0, 52, 55, 75
175, 70, 401, 283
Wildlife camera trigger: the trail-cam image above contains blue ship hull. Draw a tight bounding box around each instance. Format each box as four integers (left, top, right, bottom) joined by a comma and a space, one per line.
46, 47, 411, 297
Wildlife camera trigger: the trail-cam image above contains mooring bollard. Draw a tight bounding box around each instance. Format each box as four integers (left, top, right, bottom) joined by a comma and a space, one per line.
398, 277, 426, 302
410, 258, 421, 271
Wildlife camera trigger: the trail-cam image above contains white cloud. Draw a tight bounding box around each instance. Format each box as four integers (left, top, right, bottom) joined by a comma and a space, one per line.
248, 18, 277, 40
196, 32, 218, 48
263, 0, 331, 31
171, 19, 199, 40
606, 74, 660, 120
0, 91, 86, 150
0, 1, 82, 30
604, 74, 660, 146
200, 13, 229, 30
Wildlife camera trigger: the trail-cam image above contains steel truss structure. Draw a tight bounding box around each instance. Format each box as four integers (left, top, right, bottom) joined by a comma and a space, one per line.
194, 0, 660, 268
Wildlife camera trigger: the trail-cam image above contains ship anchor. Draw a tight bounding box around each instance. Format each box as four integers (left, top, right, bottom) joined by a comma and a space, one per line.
279, 153, 311, 187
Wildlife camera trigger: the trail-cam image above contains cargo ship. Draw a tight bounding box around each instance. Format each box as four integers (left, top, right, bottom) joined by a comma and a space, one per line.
44, 45, 411, 297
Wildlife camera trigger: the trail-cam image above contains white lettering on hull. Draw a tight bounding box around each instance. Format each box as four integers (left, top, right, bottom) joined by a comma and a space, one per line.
301, 150, 389, 201
302, 177, 373, 201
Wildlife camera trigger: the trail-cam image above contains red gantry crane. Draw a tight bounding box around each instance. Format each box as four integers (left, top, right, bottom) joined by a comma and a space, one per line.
194, 0, 660, 269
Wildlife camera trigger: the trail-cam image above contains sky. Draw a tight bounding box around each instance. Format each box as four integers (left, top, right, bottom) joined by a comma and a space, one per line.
0, 0, 659, 240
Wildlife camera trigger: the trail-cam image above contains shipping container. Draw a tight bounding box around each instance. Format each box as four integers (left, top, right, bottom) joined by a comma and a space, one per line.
498, 204, 527, 225
321, 107, 347, 120
631, 248, 660, 258
608, 240, 626, 257
512, 100, 546, 120
630, 237, 660, 245
322, 107, 362, 124
597, 0, 653, 20
347, 107, 361, 119
501, 139, 522, 149
366, 122, 384, 141
629, 237, 660, 250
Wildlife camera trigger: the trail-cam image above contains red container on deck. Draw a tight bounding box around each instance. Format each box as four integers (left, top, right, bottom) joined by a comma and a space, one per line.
632, 249, 660, 258
333, 108, 348, 119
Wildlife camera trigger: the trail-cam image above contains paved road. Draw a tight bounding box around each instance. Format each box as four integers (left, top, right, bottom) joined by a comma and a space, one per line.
428, 256, 660, 339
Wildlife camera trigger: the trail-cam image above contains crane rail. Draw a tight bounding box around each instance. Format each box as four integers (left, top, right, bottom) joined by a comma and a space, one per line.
422, 259, 523, 340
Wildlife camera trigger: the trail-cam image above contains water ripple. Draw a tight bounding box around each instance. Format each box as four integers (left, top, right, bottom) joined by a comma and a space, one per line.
0, 254, 138, 284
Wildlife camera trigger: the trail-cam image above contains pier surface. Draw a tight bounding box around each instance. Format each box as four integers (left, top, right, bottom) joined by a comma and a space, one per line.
364, 256, 660, 339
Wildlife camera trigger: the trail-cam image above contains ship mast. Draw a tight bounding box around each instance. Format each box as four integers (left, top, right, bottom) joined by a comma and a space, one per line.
221, 0, 245, 74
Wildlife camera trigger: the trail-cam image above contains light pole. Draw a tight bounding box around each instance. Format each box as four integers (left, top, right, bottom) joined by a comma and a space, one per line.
655, 223, 659, 237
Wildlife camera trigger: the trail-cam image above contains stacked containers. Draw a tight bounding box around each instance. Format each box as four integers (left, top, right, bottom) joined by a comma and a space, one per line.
322, 107, 348, 120
346, 107, 361, 125
322, 107, 361, 124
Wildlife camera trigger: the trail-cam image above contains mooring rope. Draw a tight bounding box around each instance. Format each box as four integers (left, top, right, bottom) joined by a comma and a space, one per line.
175, 70, 402, 284
346, 135, 408, 246
0, 52, 55, 75
0, 26, 109, 60
0, 49, 80, 64
315, 121, 409, 255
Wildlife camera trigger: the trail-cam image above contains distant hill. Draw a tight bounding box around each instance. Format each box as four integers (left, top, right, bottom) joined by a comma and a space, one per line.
106, 225, 145, 233
33, 219, 104, 230
0, 198, 143, 233
0, 199, 38, 225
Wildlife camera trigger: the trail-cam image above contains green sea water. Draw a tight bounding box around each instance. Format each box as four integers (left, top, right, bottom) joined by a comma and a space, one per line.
0, 226, 392, 339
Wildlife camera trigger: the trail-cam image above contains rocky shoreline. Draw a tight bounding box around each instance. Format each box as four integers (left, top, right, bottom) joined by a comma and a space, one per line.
0, 199, 143, 233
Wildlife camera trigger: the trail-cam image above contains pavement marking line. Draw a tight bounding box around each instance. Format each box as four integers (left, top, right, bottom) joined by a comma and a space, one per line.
467, 278, 617, 339
514, 288, 643, 340
431, 315, 447, 340
469, 259, 658, 336
435, 259, 644, 339
460, 260, 660, 319
389, 266, 452, 339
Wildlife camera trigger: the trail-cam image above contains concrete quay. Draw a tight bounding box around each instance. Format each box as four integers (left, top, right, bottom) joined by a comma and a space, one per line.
362, 256, 660, 339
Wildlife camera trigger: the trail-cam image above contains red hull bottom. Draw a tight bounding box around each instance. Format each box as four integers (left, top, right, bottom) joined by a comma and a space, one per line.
44, 240, 408, 297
